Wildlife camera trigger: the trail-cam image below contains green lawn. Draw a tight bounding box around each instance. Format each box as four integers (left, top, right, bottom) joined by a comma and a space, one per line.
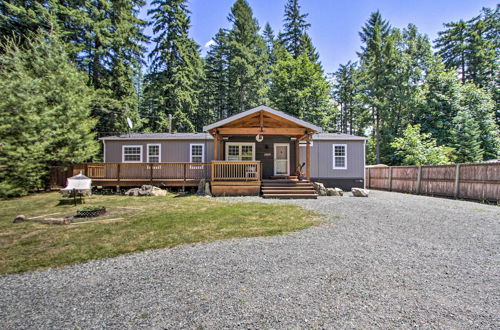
0, 192, 319, 274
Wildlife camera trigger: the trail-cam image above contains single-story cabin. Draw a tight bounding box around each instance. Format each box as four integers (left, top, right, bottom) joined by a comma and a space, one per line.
73, 106, 366, 198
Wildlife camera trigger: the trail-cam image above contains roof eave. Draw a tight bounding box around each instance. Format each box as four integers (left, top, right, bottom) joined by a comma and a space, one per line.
203, 105, 322, 133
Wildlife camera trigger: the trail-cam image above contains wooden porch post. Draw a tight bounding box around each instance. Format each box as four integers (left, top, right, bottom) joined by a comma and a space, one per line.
306, 137, 311, 182
295, 139, 300, 174
213, 134, 219, 161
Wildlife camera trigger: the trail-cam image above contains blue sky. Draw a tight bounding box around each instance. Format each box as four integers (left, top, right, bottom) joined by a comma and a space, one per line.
139, 0, 497, 73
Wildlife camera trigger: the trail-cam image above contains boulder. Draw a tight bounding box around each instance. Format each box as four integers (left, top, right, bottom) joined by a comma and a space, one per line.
197, 179, 206, 196
326, 187, 343, 196
313, 182, 327, 196
150, 187, 167, 197
13, 215, 26, 223
125, 185, 167, 197
124, 188, 140, 196
351, 187, 369, 197
204, 182, 212, 197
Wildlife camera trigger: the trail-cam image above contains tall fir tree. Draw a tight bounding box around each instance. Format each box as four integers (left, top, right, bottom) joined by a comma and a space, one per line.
460, 83, 499, 160
226, 0, 268, 114
145, 0, 204, 132
262, 22, 276, 72
279, 0, 310, 58
0, 33, 98, 197
332, 61, 367, 135
358, 11, 393, 164
451, 110, 483, 163
201, 29, 230, 122
435, 19, 468, 83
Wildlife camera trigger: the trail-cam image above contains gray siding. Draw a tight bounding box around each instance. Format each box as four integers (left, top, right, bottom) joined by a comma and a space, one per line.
104, 140, 214, 163
299, 140, 365, 179
103, 137, 365, 180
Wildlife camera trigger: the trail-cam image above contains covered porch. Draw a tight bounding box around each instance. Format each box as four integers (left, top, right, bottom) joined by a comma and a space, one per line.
204, 105, 321, 196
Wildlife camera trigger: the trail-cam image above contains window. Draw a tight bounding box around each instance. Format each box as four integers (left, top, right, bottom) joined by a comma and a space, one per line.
123, 145, 142, 163
147, 144, 161, 163
225, 143, 255, 161
333, 144, 347, 169
190, 144, 204, 163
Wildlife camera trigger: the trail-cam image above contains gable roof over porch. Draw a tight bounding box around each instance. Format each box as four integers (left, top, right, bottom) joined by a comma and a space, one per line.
203, 105, 322, 137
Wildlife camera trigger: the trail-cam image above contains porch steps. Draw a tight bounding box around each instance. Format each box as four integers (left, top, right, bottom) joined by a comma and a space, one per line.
261, 180, 317, 199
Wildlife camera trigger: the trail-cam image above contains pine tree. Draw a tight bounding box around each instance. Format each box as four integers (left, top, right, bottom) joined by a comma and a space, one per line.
332, 61, 367, 134
416, 58, 462, 147
145, 0, 204, 132
0, 33, 98, 197
451, 110, 483, 163
226, 0, 268, 115
435, 19, 468, 83
0, 0, 52, 49
201, 29, 230, 121
358, 11, 393, 164
262, 22, 276, 71
460, 83, 499, 160
279, 0, 310, 57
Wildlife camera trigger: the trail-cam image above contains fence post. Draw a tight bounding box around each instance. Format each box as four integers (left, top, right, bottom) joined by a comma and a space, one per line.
454, 163, 461, 199
388, 167, 393, 191
416, 166, 422, 195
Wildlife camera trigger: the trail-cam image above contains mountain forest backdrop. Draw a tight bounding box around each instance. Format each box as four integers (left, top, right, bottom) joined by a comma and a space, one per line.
0, 0, 498, 196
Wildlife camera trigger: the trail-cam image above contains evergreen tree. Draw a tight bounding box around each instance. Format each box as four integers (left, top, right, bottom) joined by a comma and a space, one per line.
435, 19, 468, 83
460, 83, 499, 160
226, 0, 268, 114
0, 0, 52, 49
201, 29, 230, 122
0, 33, 98, 197
279, 0, 310, 58
262, 22, 276, 71
332, 61, 367, 134
270, 51, 333, 127
416, 58, 462, 147
145, 0, 204, 132
451, 110, 483, 163
358, 11, 393, 164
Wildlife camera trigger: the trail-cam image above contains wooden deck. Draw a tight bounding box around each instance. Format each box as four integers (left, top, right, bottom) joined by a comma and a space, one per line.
51, 162, 262, 195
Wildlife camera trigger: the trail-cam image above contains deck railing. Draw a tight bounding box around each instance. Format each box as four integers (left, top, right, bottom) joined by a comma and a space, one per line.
51, 161, 262, 188
211, 161, 261, 182
72, 162, 212, 183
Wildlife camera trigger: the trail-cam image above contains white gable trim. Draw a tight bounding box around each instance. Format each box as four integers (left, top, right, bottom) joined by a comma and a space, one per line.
202, 105, 322, 133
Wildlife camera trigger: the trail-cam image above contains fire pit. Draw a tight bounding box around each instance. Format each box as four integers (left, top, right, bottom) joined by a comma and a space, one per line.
75, 206, 106, 218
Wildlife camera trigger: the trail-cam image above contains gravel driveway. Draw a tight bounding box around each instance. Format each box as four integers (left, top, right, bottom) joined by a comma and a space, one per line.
1, 191, 499, 329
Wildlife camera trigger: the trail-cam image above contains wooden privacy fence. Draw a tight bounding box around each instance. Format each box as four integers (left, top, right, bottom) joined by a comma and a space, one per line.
365, 162, 500, 202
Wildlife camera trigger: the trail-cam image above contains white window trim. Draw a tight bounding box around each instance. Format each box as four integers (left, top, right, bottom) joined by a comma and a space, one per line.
332, 144, 347, 170
225, 142, 256, 161
190, 143, 205, 163
147, 144, 161, 163
122, 145, 143, 163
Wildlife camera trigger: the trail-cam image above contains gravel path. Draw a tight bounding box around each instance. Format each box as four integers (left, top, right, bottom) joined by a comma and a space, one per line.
1, 191, 499, 329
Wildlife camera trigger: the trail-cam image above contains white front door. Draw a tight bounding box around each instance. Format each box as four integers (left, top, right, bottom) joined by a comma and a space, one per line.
274, 143, 290, 176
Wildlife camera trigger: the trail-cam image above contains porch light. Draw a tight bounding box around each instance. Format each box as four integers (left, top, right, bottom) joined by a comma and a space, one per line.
256, 134, 264, 142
